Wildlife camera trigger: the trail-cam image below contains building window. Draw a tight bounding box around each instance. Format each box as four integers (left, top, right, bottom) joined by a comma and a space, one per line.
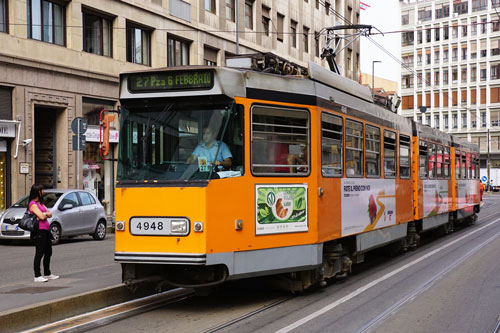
226, 0, 235, 22
262, 6, 270, 36
426, 29, 431, 43
315, 31, 320, 57
316, 0, 320, 10
0, 0, 7, 33
417, 30, 422, 44
444, 114, 449, 129
462, 113, 467, 128
303, 26, 309, 53
126, 23, 151, 66
82, 9, 112, 57
321, 113, 343, 177
365, 125, 380, 177
204, 46, 217, 66
491, 111, 500, 127
27, 0, 65, 45
277, 13, 284, 42
481, 112, 486, 127
244, 0, 253, 29
290, 20, 297, 48
167, 35, 190, 66
434, 114, 440, 128
452, 113, 458, 128
205, 0, 216, 14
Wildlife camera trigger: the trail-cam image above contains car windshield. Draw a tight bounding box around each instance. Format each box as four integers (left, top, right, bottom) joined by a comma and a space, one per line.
12, 193, 62, 209
117, 98, 244, 182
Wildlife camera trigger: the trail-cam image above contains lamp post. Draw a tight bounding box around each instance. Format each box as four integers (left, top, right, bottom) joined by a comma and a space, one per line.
372, 60, 381, 100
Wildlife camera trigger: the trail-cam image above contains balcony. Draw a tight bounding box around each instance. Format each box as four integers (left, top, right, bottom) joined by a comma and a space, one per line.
492, 49, 500, 56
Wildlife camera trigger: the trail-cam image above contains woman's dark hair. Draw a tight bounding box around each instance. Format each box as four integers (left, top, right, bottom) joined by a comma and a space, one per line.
29, 184, 44, 204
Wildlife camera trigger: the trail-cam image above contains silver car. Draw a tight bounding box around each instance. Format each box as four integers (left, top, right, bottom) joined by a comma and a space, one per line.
0, 189, 107, 245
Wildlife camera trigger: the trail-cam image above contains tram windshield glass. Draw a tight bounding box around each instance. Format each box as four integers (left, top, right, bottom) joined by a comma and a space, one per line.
117, 98, 243, 182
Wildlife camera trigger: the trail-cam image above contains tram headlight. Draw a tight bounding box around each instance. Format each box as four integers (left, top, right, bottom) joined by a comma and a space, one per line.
115, 221, 125, 231
171, 220, 188, 234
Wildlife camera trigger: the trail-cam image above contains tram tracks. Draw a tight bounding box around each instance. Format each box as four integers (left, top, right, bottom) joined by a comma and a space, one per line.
24, 205, 500, 333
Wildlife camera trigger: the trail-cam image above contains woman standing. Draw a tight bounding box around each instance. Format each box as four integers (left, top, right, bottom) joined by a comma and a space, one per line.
29, 184, 59, 283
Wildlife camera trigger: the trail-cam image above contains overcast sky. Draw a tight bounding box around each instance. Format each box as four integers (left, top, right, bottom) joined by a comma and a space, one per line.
360, 0, 401, 83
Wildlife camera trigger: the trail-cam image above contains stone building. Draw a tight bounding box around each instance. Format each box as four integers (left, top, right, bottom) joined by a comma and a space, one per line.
0, 0, 360, 215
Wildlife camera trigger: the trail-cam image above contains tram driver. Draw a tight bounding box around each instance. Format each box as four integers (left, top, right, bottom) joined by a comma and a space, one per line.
186, 126, 233, 170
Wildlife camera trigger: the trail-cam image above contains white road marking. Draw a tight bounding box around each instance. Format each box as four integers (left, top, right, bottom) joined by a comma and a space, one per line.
276, 217, 500, 333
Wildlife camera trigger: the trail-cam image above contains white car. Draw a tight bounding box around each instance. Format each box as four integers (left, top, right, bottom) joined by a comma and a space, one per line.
0, 189, 107, 245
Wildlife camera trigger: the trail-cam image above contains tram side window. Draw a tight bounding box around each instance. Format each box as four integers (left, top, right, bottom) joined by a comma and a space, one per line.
461, 153, 467, 179
345, 119, 363, 177
428, 143, 436, 178
419, 140, 428, 179
399, 135, 411, 179
321, 113, 343, 177
455, 151, 461, 179
436, 145, 443, 179
384, 130, 397, 178
466, 153, 472, 179
365, 125, 380, 177
444, 147, 450, 178
251, 105, 309, 176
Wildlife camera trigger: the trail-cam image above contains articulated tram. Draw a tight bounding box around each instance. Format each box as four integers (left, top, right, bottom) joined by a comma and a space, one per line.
113, 60, 480, 292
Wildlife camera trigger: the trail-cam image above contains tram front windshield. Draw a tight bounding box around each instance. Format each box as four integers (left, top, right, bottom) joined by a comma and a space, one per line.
117, 98, 243, 182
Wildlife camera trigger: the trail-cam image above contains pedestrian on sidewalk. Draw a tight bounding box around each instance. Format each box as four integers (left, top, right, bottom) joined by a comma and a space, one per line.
29, 184, 59, 283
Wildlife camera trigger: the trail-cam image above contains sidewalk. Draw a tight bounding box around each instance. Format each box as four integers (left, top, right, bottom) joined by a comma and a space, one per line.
0, 233, 156, 333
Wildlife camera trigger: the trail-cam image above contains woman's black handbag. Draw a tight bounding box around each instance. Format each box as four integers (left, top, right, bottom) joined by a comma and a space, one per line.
18, 210, 38, 232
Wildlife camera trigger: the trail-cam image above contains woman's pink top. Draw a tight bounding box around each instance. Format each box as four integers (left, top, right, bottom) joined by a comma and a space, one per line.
28, 200, 50, 230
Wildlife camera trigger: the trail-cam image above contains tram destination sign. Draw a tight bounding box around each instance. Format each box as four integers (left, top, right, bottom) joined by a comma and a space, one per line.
128, 70, 214, 93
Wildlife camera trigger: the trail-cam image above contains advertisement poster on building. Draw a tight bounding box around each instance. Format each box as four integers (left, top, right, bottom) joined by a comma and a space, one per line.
422, 180, 449, 217
255, 184, 308, 235
341, 179, 396, 236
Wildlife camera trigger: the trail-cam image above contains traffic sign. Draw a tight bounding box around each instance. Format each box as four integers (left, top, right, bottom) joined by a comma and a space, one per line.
71, 117, 88, 134
481, 176, 487, 182
72, 135, 86, 151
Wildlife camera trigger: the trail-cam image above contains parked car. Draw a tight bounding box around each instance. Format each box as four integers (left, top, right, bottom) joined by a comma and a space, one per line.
0, 189, 107, 245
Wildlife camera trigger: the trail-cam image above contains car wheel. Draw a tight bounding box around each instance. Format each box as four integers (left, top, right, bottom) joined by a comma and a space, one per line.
93, 220, 106, 240
50, 223, 61, 245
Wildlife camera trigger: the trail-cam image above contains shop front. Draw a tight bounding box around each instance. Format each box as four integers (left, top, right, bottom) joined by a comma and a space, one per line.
82, 98, 118, 216
0, 87, 14, 212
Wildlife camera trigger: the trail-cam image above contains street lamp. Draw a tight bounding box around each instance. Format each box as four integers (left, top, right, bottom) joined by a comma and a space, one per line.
372, 60, 381, 100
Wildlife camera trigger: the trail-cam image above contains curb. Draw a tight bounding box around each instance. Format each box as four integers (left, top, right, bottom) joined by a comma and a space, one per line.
0, 283, 159, 333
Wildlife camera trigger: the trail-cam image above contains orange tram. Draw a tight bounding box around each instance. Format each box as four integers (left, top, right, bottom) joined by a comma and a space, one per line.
113, 61, 480, 292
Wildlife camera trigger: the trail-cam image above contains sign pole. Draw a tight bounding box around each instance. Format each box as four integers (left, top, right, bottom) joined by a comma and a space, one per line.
77, 118, 80, 189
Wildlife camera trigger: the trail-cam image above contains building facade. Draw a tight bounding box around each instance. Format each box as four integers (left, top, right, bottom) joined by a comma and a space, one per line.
399, 0, 500, 176
0, 0, 360, 214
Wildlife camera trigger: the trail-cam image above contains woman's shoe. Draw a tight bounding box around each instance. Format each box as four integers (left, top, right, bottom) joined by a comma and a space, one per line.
44, 274, 59, 280
34, 276, 48, 282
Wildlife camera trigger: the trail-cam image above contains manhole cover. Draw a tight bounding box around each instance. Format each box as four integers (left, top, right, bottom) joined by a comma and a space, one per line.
2, 286, 68, 294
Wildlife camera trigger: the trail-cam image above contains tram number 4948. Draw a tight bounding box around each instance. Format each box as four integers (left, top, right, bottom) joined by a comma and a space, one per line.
135, 222, 164, 231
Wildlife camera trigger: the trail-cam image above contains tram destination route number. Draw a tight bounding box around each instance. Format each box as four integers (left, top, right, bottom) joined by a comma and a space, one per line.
128, 70, 214, 93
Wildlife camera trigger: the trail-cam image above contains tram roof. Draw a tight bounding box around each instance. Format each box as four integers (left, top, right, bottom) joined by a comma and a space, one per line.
119, 64, 413, 133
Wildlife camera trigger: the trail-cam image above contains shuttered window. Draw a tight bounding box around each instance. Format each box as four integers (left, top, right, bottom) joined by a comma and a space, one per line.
480, 88, 486, 104
443, 92, 449, 107
491, 87, 500, 103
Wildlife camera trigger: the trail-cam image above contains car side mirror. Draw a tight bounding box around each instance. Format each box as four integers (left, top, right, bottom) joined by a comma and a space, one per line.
60, 203, 73, 211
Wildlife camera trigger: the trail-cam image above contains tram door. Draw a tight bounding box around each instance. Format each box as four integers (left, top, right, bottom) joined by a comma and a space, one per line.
34, 108, 57, 189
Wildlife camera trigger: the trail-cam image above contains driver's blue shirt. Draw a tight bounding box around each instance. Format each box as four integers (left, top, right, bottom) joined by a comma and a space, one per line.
192, 141, 232, 163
